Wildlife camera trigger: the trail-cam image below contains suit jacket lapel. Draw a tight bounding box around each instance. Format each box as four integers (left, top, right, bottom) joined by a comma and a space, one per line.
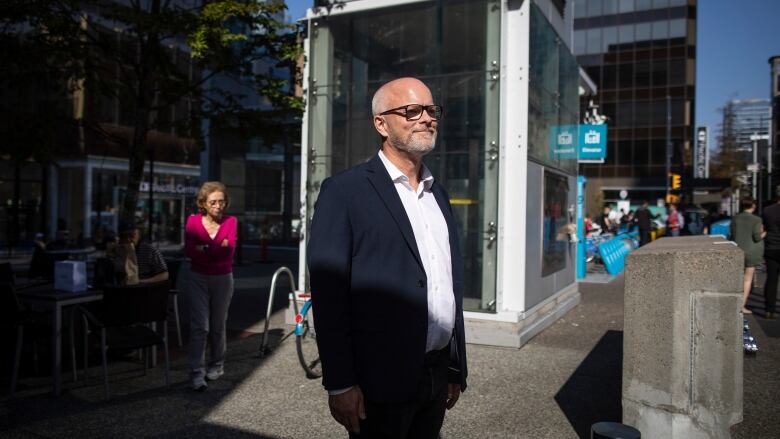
366, 155, 425, 271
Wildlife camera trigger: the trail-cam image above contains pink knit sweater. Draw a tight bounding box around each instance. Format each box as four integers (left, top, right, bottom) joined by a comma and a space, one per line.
184, 214, 237, 275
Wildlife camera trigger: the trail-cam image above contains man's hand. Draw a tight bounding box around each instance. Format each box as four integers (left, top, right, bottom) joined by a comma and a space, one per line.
446, 383, 461, 410
328, 386, 366, 433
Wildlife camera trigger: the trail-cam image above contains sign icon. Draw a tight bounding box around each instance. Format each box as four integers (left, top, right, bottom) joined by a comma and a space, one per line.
558, 131, 573, 145
584, 130, 601, 144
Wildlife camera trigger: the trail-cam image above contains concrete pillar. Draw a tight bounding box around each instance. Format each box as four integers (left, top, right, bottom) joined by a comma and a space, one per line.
623, 236, 743, 439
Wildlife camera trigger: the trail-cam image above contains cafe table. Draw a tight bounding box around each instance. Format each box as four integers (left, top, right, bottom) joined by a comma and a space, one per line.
16, 284, 103, 396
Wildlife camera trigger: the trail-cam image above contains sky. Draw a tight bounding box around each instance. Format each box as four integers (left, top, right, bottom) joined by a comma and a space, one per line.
283, 0, 780, 137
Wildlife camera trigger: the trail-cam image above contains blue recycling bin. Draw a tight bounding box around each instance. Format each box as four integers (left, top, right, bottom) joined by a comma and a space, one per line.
709, 219, 731, 238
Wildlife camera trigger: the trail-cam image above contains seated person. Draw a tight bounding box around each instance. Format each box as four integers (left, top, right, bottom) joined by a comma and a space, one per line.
112, 222, 169, 284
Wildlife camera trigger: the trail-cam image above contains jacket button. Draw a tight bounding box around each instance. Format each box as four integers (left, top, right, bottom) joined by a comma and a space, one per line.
417, 280, 425, 288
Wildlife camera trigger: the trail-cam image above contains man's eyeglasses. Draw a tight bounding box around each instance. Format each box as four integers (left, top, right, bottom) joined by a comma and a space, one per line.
379, 104, 443, 121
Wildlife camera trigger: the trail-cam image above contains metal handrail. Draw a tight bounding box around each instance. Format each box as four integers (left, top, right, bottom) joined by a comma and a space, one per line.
259, 266, 297, 357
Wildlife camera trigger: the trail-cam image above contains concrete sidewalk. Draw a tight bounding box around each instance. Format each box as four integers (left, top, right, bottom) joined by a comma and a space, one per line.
1, 260, 778, 438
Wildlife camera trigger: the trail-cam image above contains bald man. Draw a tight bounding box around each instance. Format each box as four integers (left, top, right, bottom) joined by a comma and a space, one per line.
308, 77, 468, 438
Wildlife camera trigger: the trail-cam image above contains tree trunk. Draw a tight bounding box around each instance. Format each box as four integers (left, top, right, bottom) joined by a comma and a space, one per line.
118, 0, 160, 228
120, 111, 150, 227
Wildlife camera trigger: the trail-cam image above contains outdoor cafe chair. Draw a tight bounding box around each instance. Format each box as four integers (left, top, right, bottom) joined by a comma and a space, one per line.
2, 283, 76, 395
77, 281, 171, 399
164, 259, 183, 347
0, 262, 15, 285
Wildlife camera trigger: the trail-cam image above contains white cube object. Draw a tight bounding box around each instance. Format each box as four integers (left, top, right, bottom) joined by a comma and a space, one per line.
54, 260, 87, 292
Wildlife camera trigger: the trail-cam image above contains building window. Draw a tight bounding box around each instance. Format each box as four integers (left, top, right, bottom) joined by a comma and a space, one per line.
669, 18, 686, 38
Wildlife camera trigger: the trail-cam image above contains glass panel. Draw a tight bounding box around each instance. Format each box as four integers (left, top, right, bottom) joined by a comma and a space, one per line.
602, 26, 617, 53
541, 171, 569, 277
586, 28, 601, 55
669, 18, 686, 38
635, 0, 653, 10
635, 22, 651, 42
529, 5, 578, 174
574, 0, 587, 18
635, 60, 651, 87
669, 58, 685, 85
603, 0, 618, 15
306, 0, 500, 312
669, 0, 687, 6
652, 20, 668, 39
619, 0, 636, 13
652, 0, 669, 8
587, 0, 603, 17
574, 30, 587, 55
618, 24, 634, 43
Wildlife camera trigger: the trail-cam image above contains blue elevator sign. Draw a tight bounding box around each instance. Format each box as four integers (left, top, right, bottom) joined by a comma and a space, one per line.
577, 124, 607, 162
549, 124, 608, 162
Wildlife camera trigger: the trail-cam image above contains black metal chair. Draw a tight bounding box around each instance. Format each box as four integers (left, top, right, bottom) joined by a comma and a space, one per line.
78, 281, 171, 399
0, 263, 15, 285
92, 257, 117, 288
1, 283, 67, 395
165, 259, 183, 347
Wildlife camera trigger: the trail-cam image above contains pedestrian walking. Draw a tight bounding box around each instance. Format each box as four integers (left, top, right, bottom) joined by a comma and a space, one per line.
308, 77, 467, 438
666, 204, 684, 237
185, 181, 238, 390
634, 201, 655, 246
762, 186, 780, 320
730, 197, 764, 314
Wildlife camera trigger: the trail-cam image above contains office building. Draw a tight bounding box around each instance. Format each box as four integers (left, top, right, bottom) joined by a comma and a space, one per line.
770, 56, 780, 187
573, 0, 697, 208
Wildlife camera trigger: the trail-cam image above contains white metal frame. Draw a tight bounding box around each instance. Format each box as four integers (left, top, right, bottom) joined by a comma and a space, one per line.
305, 0, 431, 18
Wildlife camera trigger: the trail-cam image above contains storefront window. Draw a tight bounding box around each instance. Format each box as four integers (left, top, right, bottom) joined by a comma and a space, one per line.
0, 161, 44, 249
307, 0, 501, 311
93, 170, 198, 245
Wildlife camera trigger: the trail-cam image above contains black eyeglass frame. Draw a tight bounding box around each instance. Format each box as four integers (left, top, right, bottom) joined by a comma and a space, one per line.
378, 104, 444, 121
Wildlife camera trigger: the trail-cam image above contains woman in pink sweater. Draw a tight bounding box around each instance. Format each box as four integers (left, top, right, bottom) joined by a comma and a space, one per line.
185, 181, 237, 391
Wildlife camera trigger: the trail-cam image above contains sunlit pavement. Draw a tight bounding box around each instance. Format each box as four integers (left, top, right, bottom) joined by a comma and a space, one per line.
2, 256, 778, 438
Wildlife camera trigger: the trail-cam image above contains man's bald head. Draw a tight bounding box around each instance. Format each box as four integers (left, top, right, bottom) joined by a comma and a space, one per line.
371, 77, 432, 115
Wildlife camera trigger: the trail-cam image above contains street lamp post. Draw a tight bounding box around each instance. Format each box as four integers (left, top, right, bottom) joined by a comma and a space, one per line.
751, 132, 770, 201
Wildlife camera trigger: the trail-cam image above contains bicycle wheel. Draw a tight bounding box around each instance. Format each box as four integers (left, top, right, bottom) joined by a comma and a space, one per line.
296, 318, 322, 378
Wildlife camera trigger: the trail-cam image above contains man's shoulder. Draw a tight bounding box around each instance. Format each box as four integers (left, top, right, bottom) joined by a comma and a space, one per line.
322, 158, 374, 189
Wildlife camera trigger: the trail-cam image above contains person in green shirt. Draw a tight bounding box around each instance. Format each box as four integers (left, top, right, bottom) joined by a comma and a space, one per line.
731, 197, 765, 314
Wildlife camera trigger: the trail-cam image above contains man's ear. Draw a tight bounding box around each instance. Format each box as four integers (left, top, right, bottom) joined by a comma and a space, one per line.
374, 115, 389, 138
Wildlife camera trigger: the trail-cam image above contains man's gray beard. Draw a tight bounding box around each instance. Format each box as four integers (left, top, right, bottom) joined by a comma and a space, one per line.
389, 131, 437, 154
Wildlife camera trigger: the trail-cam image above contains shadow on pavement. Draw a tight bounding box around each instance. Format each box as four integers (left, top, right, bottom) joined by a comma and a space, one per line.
554, 330, 623, 439
148, 424, 284, 438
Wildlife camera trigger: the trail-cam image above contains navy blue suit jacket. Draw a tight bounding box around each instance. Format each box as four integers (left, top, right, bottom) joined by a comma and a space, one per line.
307, 154, 468, 403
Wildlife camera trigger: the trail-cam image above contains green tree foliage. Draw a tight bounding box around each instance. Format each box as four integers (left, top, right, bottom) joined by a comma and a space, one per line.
1, 0, 303, 226
710, 102, 747, 189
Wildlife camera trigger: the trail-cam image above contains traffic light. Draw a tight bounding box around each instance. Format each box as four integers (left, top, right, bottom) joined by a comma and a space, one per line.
670, 173, 681, 190
665, 194, 680, 204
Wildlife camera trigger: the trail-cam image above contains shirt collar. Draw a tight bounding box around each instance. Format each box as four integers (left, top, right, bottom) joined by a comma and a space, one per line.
378, 149, 435, 190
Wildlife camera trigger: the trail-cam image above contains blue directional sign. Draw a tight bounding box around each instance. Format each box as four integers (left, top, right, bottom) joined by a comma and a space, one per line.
549, 124, 578, 160
549, 124, 608, 162
577, 124, 607, 162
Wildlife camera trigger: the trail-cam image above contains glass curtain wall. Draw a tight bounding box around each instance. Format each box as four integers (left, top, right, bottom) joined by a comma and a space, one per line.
528, 4, 580, 175
306, 0, 501, 312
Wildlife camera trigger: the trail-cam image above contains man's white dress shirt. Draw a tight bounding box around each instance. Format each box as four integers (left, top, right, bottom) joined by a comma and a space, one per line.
378, 150, 456, 352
